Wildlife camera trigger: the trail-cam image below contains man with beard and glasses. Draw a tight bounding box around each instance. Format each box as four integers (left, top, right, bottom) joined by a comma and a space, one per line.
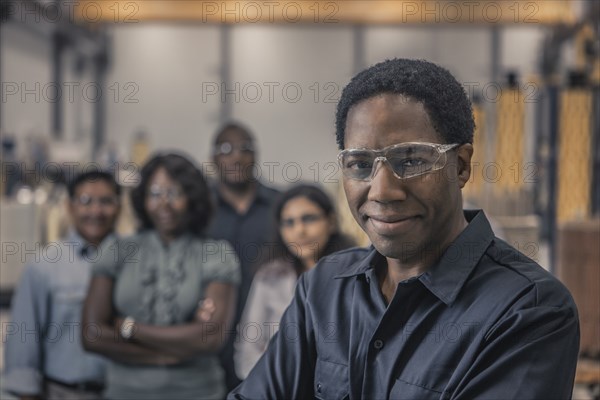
4, 171, 120, 400
206, 122, 280, 391
228, 59, 579, 399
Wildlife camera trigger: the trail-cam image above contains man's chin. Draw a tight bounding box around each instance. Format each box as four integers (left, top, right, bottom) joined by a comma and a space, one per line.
223, 179, 254, 190
369, 234, 423, 261
79, 229, 110, 245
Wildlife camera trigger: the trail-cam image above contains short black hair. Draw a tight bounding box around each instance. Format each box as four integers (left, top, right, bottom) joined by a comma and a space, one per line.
130, 153, 213, 236
335, 58, 475, 149
68, 171, 121, 199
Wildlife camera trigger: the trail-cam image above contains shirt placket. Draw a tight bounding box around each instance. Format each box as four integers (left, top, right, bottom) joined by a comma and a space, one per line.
345, 269, 383, 399
361, 276, 421, 399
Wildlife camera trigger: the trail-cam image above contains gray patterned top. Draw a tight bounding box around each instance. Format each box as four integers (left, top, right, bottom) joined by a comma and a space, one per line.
92, 230, 241, 399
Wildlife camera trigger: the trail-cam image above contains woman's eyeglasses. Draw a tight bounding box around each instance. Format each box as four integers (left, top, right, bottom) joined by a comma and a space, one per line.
147, 185, 185, 203
280, 213, 325, 229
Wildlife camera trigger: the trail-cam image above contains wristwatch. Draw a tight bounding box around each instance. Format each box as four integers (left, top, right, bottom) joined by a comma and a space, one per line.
120, 316, 136, 340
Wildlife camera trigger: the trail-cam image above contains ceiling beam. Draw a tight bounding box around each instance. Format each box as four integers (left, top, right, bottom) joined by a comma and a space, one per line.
73, 1, 576, 25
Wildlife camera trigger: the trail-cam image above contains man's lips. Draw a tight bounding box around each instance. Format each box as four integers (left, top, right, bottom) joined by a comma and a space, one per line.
82, 218, 109, 225
156, 212, 177, 223
366, 215, 419, 235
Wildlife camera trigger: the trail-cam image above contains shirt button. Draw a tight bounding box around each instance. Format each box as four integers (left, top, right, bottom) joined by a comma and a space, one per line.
373, 339, 384, 350
316, 383, 322, 393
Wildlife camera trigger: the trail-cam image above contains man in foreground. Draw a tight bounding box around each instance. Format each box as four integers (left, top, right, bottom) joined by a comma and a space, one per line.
229, 59, 579, 399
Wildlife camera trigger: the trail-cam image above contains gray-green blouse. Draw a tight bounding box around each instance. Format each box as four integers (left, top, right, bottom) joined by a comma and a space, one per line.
92, 231, 241, 400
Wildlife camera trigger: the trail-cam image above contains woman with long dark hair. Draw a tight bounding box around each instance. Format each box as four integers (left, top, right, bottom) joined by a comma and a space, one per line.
83, 153, 240, 399
234, 184, 354, 379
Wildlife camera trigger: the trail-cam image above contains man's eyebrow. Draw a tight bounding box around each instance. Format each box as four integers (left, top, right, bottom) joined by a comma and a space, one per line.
405, 146, 417, 155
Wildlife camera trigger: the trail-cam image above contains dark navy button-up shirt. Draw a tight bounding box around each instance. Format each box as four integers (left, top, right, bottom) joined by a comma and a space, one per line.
229, 210, 579, 400
207, 181, 280, 317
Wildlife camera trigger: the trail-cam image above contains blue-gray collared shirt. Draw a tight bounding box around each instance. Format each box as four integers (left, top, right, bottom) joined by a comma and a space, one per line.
3, 231, 110, 396
229, 210, 580, 400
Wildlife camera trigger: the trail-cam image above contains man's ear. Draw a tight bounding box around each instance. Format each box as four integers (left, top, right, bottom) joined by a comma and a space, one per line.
456, 143, 473, 189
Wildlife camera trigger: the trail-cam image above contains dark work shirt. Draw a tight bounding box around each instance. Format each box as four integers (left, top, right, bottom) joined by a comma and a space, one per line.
207, 182, 280, 320
229, 210, 580, 400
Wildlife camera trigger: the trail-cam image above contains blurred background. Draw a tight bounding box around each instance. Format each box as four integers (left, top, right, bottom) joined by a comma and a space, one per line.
1, 0, 599, 397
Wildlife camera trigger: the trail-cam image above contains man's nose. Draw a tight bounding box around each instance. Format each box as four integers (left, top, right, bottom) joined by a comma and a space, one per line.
367, 159, 408, 203
88, 201, 104, 214
225, 148, 247, 162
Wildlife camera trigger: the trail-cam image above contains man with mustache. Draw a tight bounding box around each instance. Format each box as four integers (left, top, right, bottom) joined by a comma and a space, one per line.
4, 171, 121, 399
228, 59, 579, 399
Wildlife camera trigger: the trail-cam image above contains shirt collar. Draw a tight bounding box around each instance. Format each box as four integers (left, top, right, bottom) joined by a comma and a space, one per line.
333, 210, 495, 306
212, 180, 272, 206
66, 229, 86, 248
254, 182, 274, 204
66, 229, 117, 258
148, 230, 194, 251
334, 246, 381, 279
419, 210, 494, 305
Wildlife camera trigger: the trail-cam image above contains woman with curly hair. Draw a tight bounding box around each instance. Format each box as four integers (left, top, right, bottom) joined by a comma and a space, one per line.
83, 153, 240, 399
234, 184, 355, 379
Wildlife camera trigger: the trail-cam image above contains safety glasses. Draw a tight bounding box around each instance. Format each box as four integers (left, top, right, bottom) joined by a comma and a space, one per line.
214, 141, 255, 156
338, 142, 459, 181
72, 194, 119, 208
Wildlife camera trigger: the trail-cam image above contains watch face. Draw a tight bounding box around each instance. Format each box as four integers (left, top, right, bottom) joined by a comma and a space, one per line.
121, 317, 135, 339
